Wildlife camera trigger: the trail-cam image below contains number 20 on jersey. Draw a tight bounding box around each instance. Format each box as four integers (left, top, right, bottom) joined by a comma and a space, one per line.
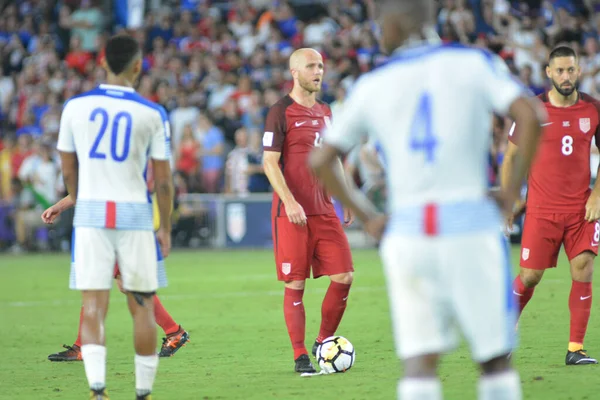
89, 108, 133, 162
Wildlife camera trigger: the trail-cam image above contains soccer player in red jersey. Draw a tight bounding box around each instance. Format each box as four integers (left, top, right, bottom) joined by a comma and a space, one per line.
502, 46, 600, 365
42, 195, 190, 361
262, 48, 354, 373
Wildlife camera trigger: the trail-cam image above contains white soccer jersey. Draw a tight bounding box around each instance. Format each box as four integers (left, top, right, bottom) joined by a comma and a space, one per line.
57, 84, 171, 231
325, 43, 525, 235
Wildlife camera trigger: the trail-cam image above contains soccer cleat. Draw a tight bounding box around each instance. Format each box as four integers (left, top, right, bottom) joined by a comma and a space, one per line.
136, 394, 152, 400
89, 388, 109, 399
311, 340, 321, 357
294, 354, 316, 373
48, 344, 82, 362
566, 349, 598, 365
158, 327, 189, 357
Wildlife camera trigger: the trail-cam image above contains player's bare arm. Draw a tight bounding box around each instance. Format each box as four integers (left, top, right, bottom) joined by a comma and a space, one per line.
59, 151, 79, 202
585, 140, 600, 222
499, 97, 546, 216
335, 157, 354, 227
263, 150, 307, 226
41, 194, 76, 224
153, 159, 173, 257
310, 145, 383, 238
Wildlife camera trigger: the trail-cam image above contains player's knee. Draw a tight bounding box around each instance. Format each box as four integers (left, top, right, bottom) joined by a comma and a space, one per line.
479, 354, 511, 375
129, 291, 155, 307
284, 280, 305, 290
330, 272, 353, 285
520, 269, 543, 288
403, 354, 439, 377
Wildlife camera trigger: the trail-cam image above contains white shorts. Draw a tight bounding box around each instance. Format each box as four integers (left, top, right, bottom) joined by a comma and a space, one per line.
379, 231, 517, 363
70, 227, 165, 292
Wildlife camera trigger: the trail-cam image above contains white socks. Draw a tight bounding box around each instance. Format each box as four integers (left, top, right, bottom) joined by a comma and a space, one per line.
478, 370, 522, 400
398, 371, 521, 400
398, 378, 442, 400
135, 354, 159, 396
81, 344, 106, 391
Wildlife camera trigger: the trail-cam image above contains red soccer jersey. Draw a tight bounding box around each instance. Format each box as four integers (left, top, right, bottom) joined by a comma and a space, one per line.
509, 92, 600, 213
263, 95, 334, 217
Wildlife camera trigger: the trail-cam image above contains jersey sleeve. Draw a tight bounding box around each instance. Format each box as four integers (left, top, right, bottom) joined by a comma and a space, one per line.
478, 52, 527, 115
57, 101, 76, 153
149, 105, 172, 161
323, 79, 367, 153
263, 103, 286, 152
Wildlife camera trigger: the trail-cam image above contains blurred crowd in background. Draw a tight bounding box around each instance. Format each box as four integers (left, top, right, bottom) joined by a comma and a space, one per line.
0, 0, 599, 252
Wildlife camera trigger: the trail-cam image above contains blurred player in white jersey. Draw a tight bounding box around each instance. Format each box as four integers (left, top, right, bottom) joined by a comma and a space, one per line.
57, 35, 173, 400
310, 1, 545, 399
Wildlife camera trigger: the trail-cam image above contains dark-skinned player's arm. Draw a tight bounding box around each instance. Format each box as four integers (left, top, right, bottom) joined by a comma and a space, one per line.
310, 145, 382, 237
309, 81, 383, 239
59, 151, 79, 202
263, 150, 307, 226
499, 97, 546, 219
57, 102, 79, 204
585, 119, 600, 222
41, 194, 76, 224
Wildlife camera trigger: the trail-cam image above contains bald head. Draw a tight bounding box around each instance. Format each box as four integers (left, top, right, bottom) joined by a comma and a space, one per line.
379, 0, 436, 53
289, 48, 324, 94
289, 48, 323, 71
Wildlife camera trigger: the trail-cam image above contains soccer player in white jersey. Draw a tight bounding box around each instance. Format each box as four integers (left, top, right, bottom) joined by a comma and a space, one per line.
310, 1, 546, 399
57, 34, 173, 400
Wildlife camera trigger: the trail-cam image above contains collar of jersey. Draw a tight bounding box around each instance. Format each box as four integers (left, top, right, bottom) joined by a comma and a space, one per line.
98, 84, 135, 92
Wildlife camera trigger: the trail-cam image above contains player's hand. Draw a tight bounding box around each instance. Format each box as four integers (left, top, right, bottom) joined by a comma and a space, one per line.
343, 207, 354, 227
585, 192, 600, 222
285, 199, 307, 226
41, 205, 61, 224
364, 214, 388, 241
156, 228, 171, 258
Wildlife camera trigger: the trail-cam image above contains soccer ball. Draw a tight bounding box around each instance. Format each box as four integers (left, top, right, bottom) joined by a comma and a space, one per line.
316, 336, 355, 373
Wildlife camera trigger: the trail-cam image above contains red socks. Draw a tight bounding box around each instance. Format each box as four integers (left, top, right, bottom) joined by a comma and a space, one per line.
317, 282, 351, 343
283, 288, 307, 359
74, 305, 84, 347
512, 275, 535, 319
153, 295, 180, 335
569, 281, 592, 347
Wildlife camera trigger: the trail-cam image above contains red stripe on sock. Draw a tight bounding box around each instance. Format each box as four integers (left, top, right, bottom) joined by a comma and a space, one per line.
105, 201, 116, 229
424, 203, 438, 236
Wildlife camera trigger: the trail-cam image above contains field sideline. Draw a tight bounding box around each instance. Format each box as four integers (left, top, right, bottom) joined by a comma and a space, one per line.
1, 247, 599, 399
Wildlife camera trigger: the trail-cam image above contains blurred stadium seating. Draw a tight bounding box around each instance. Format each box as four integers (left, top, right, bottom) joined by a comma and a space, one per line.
1, 0, 599, 252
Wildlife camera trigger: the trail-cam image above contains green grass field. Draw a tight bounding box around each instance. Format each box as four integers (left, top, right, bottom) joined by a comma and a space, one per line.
1, 247, 599, 399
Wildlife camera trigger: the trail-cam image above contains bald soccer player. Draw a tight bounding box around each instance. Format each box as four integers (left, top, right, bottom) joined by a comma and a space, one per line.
262, 48, 355, 373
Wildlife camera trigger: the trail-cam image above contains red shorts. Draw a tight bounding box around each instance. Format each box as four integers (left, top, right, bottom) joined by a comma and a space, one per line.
113, 264, 120, 278
272, 213, 354, 281
520, 213, 599, 269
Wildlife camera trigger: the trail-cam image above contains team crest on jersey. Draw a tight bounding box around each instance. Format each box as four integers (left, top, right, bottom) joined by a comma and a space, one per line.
226, 203, 246, 243
580, 118, 591, 133
522, 248, 530, 261
324, 116, 331, 128
282, 263, 291, 275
